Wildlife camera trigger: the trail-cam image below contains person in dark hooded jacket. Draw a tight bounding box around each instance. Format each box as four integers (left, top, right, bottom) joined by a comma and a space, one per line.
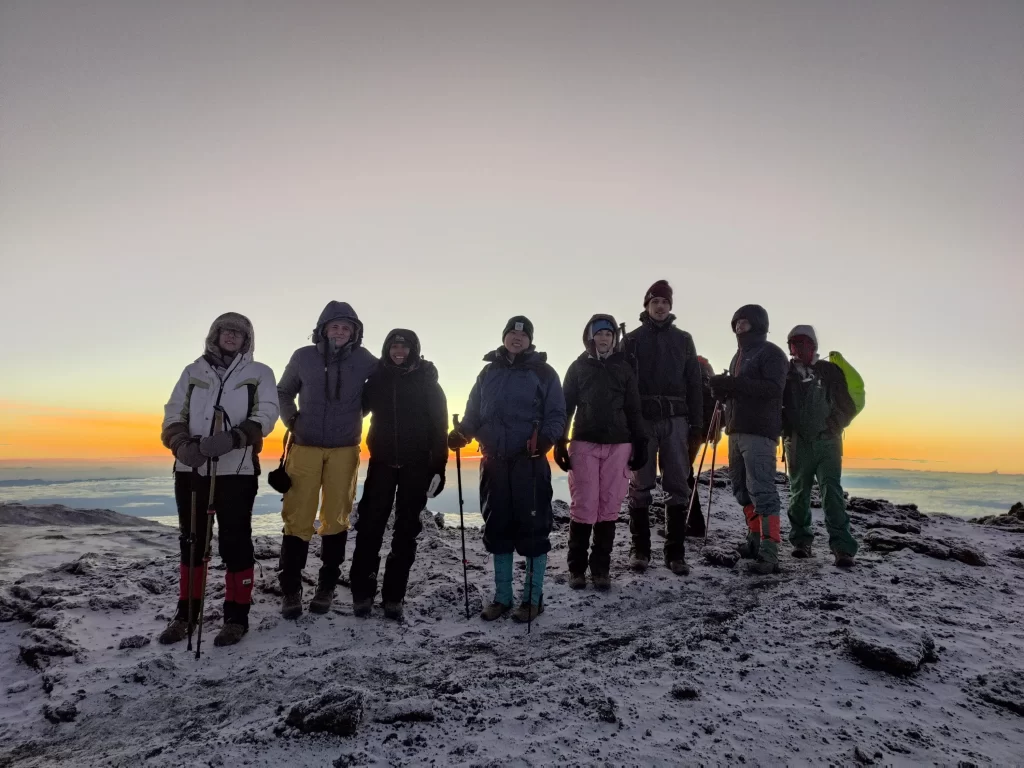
624, 280, 704, 575
275, 301, 378, 618
448, 316, 566, 623
556, 315, 645, 590
348, 330, 449, 620
710, 305, 789, 574
159, 313, 280, 647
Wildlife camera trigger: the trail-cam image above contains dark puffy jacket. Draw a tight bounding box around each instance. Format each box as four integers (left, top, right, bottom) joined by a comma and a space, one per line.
625, 312, 703, 430
562, 314, 642, 445
363, 329, 449, 471
782, 359, 856, 442
723, 305, 789, 441
277, 301, 378, 448
459, 347, 567, 460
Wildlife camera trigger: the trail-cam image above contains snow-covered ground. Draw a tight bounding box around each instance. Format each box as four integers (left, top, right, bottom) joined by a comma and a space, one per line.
2, 478, 1023, 767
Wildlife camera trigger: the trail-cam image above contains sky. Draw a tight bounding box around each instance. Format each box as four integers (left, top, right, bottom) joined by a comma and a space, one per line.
1, 1, 1022, 473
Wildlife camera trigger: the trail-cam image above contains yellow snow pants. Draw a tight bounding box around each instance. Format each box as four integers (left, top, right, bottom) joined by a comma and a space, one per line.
280, 444, 361, 541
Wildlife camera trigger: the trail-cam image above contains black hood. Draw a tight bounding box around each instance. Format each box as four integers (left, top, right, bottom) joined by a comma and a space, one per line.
731, 304, 770, 348
581, 314, 621, 350
731, 305, 769, 334
381, 328, 422, 369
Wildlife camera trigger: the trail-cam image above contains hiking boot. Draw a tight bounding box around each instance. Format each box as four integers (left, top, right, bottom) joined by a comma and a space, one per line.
792, 544, 814, 559
158, 618, 190, 645
834, 552, 856, 569
352, 598, 373, 618
746, 559, 781, 575
213, 622, 247, 647
383, 601, 403, 621
568, 572, 587, 590
480, 602, 511, 621
511, 600, 544, 623
281, 591, 302, 620
629, 548, 650, 572
737, 540, 760, 560
591, 569, 611, 591
309, 586, 335, 615
667, 559, 690, 576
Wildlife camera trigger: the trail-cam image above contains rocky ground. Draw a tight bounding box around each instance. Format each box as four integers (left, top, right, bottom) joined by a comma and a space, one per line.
1, 479, 1023, 767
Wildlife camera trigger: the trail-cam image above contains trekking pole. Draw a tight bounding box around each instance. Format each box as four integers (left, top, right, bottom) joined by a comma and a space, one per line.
703, 403, 723, 548
186, 466, 199, 651
453, 415, 470, 620
683, 401, 720, 532
526, 420, 540, 636
194, 408, 224, 660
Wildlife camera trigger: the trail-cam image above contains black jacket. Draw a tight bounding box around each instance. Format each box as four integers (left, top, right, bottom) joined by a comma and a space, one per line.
782, 359, 857, 441
563, 315, 643, 445
625, 312, 703, 430
362, 329, 448, 471
723, 305, 789, 441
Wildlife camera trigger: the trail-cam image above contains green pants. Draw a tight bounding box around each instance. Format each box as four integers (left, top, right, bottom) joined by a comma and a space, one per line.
785, 436, 858, 556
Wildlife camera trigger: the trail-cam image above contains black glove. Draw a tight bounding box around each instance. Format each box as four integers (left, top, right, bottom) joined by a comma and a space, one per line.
175, 439, 207, 468
709, 374, 736, 400
628, 439, 649, 472
553, 439, 571, 472
536, 437, 554, 457
200, 431, 237, 458
447, 430, 470, 450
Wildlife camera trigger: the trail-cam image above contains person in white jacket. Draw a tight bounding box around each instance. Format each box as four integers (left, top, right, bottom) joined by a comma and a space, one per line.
158, 312, 279, 647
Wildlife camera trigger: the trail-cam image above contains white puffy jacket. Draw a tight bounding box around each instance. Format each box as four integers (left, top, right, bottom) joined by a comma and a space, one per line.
162, 350, 280, 477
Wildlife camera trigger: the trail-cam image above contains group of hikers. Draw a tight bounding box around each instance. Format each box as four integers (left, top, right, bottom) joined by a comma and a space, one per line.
157, 280, 861, 648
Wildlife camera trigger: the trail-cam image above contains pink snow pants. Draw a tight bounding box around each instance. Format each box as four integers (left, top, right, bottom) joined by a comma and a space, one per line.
567, 441, 633, 524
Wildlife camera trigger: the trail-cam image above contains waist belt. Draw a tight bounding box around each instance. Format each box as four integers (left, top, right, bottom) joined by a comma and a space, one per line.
640, 396, 687, 420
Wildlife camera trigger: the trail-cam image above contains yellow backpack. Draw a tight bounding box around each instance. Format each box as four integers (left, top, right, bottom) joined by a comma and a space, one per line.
828, 351, 865, 416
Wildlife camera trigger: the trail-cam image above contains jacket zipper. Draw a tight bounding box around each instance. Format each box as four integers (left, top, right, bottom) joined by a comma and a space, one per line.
392, 375, 400, 467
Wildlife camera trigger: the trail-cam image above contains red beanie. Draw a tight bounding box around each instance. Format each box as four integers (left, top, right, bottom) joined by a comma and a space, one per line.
643, 280, 673, 308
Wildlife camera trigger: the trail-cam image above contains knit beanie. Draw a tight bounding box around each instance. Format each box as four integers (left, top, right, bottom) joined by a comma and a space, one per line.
589, 318, 616, 338
643, 280, 673, 308
502, 316, 534, 343
787, 324, 818, 349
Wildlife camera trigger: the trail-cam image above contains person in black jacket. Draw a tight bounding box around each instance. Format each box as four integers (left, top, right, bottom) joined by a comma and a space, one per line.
624, 280, 704, 576
710, 305, 789, 574
555, 315, 646, 590
348, 330, 448, 621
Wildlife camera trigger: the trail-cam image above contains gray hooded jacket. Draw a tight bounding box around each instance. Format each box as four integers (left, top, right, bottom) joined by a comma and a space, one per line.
277, 302, 378, 448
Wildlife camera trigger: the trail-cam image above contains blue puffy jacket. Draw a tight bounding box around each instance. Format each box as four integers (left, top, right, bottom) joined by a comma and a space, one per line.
459, 347, 566, 460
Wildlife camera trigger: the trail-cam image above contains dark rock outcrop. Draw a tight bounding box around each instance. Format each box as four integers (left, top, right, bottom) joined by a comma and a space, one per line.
286, 687, 364, 736
974, 502, 1024, 533
845, 621, 938, 677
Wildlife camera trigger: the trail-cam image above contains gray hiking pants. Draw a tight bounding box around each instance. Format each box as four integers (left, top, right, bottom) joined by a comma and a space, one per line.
728, 433, 781, 518
629, 416, 690, 509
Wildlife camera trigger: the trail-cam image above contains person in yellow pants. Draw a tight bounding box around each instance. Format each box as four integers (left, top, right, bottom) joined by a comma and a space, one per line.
276, 301, 378, 619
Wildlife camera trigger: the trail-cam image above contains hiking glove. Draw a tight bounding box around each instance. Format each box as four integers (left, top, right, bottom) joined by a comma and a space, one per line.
709, 375, 736, 399
628, 439, 649, 472
200, 431, 236, 458
174, 439, 207, 469
447, 430, 470, 450
553, 440, 571, 472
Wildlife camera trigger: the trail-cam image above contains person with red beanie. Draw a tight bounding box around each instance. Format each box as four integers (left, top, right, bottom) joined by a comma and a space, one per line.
624, 280, 705, 576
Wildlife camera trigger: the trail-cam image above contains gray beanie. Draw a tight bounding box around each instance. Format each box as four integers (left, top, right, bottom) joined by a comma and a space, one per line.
787, 324, 818, 349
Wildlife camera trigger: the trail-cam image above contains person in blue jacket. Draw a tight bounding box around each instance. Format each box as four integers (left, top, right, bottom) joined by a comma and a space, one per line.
448, 316, 566, 623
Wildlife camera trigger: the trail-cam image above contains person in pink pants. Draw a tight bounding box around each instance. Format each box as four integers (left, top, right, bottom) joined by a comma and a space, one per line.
554, 315, 646, 590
